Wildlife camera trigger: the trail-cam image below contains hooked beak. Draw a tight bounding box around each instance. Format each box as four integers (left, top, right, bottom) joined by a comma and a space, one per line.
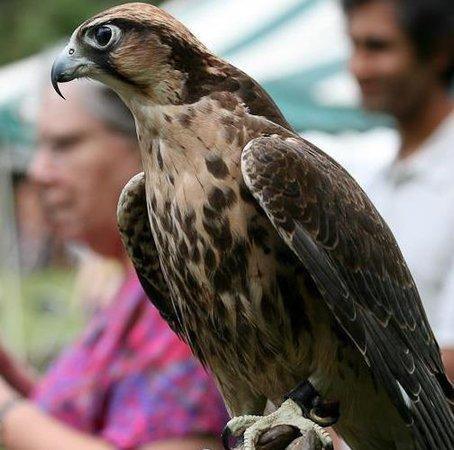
51, 46, 87, 99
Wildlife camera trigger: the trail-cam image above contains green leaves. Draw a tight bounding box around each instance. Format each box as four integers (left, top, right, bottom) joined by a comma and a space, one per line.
0, 0, 163, 66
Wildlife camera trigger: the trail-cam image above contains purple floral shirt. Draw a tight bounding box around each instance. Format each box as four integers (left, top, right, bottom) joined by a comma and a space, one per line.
32, 271, 228, 449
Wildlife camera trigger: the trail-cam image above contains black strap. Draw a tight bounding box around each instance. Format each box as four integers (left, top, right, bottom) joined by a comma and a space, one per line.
285, 380, 340, 427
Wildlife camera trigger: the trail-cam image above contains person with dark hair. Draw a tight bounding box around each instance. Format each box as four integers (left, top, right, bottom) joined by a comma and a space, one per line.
0, 80, 228, 449
342, 0, 454, 380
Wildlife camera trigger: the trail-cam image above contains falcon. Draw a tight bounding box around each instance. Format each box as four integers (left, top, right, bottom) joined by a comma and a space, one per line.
51, 3, 454, 449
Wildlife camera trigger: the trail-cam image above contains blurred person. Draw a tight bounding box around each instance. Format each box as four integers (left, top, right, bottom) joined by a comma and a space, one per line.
72, 252, 124, 314
0, 80, 227, 450
342, 0, 454, 378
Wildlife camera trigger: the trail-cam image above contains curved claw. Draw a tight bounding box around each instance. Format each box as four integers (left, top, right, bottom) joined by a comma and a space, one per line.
308, 402, 340, 427
222, 425, 233, 449
223, 415, 262, 449
237, 400, 333, 450
285, 380, 340, 427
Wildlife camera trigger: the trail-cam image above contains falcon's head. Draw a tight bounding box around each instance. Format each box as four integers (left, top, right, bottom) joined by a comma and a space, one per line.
51, 3, 219, 105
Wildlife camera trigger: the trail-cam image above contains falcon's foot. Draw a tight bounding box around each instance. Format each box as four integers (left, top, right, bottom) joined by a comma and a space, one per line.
222, 399, 333, 450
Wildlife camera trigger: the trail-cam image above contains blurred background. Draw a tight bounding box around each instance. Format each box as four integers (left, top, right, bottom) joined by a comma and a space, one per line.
0, 0, 410, 368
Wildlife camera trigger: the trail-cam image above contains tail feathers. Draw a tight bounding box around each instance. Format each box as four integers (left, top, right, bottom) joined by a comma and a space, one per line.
364, 314, 454, 449
435, 371, 454, 410
410, 366, 454, 449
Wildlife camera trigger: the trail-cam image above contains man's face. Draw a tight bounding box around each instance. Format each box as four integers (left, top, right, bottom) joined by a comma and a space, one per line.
29, 85, 140, 256
346, 1, 436, 118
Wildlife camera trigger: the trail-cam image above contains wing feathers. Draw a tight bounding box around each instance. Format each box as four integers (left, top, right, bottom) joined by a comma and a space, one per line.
117, 172, 182, 332
242, 135, 454, 448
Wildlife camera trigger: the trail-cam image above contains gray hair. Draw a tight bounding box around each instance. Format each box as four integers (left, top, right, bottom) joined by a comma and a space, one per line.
40, 48, 137, 138
77, 80, 137, 139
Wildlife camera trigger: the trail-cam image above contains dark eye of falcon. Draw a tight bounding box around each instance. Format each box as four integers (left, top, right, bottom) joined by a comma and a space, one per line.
87, 24, 121, 50
94, 25, 113, 47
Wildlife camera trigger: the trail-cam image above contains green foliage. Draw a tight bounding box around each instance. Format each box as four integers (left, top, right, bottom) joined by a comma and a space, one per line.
20, 269, 83, 370
0, 0, 163, 66
0, 268, 83, 371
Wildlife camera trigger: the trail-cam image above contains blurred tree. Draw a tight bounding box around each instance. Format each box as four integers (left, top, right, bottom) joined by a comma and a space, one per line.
0, 0, 164, 66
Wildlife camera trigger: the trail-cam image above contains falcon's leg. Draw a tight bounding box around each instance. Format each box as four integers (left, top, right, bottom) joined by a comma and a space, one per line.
224, 399, 333, 450
223, 381, 338, 450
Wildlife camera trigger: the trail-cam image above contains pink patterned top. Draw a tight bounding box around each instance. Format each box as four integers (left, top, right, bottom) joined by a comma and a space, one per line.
32, 271, 228, 449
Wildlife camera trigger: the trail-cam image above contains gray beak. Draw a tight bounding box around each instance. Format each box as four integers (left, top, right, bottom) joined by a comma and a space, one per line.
51, 46, 86, 99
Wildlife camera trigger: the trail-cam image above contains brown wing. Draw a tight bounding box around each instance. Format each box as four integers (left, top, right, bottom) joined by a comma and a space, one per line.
241, 135, 454, 449
117, 172, 185, 334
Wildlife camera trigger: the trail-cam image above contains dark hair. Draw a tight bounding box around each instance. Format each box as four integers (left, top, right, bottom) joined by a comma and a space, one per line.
341, 0, 454, 85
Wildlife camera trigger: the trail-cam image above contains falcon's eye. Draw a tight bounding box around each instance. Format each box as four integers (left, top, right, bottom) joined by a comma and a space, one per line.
94, 25, 113, 47
87, 24, 121, 50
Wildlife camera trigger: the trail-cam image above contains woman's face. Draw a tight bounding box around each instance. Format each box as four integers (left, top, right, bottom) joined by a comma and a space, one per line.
29, 84, 140, 258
